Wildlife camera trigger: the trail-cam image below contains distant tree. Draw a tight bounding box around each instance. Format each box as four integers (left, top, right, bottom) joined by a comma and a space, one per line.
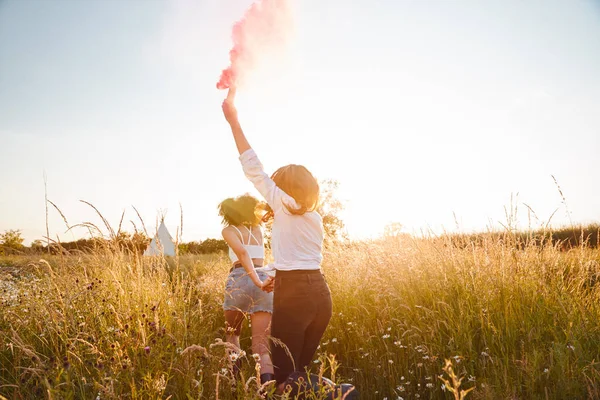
113, 231, 150, 254
178, 242, 189, 255
384, 222, 404, 237
262, 179, 346, 243
318, 179, 346, 240
198, 238, 228, 254
30, 239, 45, 253
178, 239, 228, 255
0, 229, 25, 254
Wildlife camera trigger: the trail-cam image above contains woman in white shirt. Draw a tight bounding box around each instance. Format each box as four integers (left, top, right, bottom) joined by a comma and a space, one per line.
221, 89, 333, 388
219, 194, 274, 385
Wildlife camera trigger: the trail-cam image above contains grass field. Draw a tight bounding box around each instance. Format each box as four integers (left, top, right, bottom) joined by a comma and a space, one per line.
1, 230, 600, 399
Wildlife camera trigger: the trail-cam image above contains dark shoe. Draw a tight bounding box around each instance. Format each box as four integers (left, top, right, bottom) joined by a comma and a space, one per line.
335, 383, 359, 399
260, 372, 275, 385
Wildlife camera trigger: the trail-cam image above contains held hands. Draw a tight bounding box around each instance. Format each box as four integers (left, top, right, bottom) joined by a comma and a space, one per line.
222, 88, 238, 126
261, 277, 274, 293
252, 273, 274, 293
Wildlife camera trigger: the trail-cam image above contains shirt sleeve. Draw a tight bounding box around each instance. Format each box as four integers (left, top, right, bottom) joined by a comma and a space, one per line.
239, 149, 283, 211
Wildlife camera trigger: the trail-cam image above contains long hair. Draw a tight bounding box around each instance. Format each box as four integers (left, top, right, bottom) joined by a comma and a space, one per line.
270, 164, 320, 216
218, 194, 262, 226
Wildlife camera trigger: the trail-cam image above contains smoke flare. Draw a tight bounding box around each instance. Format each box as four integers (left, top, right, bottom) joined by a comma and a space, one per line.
217, 0, 292, 90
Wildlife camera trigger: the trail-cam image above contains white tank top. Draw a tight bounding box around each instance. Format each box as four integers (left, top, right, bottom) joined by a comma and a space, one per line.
228, 225, 265, 264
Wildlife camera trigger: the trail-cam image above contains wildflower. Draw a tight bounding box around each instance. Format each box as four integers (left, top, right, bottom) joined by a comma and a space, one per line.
426, 383, 433, 388
397, 385, 405, 392
567, 344, 575, 351
229, 353, 239, 362
313, 359, 320, 364
417, 363, 423, 368
382, 334, 391, 339
388, 359, 394, 364
252, 353, 260, 362
480, 351, 489, 357
468, 375, 476, 381
544, 368, 549, 374
331, 338, 337, 343
144, 346, 150, 355
441, 383, 446, 391
221, 368, 228, 375
394, 341, 401, 346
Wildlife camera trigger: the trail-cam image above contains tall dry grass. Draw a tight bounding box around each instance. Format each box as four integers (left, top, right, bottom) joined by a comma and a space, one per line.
1, 229, 600, 399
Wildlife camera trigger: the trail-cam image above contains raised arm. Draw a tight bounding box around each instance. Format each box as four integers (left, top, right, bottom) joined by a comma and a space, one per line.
222, 88, 250, 155
221, 89, 283, 211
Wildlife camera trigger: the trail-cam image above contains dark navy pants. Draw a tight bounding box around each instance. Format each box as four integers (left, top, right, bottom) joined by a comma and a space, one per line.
270, 269, 333, 384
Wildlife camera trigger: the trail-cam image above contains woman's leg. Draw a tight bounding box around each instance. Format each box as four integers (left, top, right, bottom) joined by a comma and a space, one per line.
224, 310, 245, 379
298, 281, 332, 369
250, 312, 274, 375
271, 277, 313, 384
224, 310, 245, 347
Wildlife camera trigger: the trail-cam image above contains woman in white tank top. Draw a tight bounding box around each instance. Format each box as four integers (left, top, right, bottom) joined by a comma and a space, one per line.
218, 194, 274, 385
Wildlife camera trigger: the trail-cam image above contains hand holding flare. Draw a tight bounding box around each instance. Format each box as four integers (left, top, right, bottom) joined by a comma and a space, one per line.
222, 87, 239, 126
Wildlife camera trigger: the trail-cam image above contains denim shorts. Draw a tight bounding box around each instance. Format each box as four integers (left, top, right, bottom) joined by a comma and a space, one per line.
223, 266, 273, 314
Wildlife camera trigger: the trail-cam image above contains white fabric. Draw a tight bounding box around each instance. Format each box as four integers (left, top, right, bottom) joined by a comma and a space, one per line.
239, 149, 323, 276
144, 221, 176, 257
228, 225, 265, 263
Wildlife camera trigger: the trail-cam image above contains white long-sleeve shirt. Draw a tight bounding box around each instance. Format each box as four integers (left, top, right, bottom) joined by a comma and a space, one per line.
239, 149, 323, 274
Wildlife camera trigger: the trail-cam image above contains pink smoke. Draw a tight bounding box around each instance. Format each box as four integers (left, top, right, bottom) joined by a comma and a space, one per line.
217, 0, 292, 90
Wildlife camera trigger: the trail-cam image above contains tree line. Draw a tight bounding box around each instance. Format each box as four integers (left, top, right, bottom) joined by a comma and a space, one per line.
0, 230, 228, 256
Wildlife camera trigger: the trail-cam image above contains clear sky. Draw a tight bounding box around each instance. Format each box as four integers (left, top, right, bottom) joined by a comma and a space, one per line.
1, 0, 599, 244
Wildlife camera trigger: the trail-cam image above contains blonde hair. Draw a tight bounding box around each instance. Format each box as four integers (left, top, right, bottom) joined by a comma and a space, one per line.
218, 194, 263, 226
271, 164, 320, 215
